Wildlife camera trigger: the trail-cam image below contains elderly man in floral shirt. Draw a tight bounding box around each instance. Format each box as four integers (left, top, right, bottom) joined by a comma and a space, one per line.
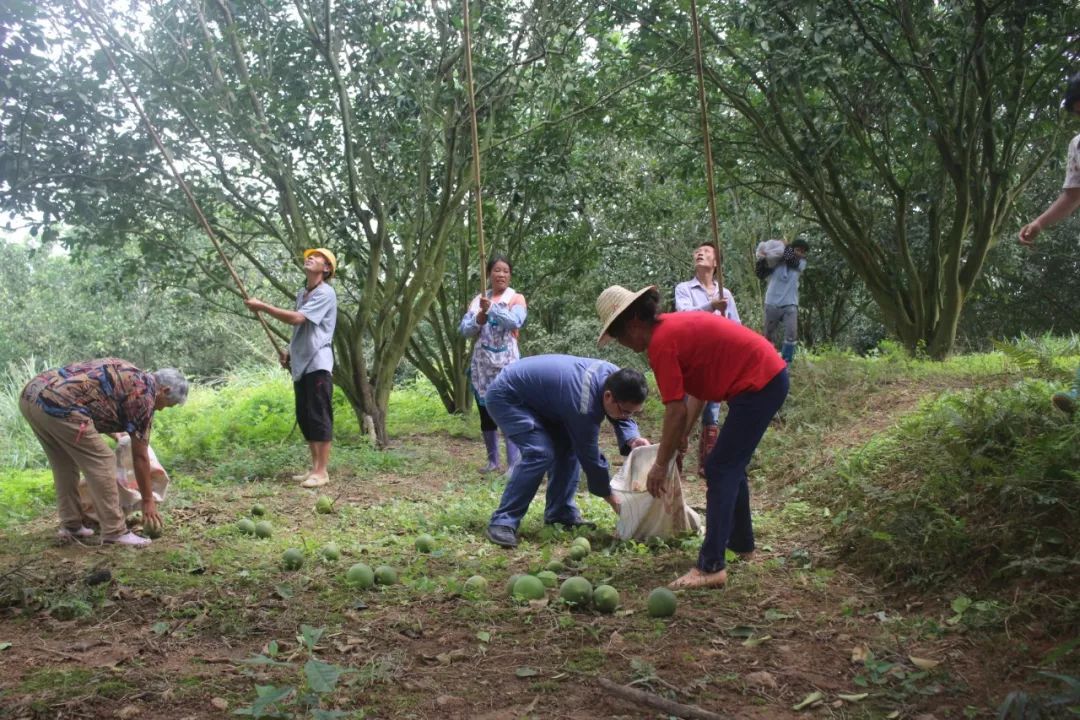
20, 358, 188, 546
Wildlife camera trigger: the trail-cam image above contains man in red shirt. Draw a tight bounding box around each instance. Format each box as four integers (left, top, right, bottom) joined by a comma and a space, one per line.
597, 285, 789, 590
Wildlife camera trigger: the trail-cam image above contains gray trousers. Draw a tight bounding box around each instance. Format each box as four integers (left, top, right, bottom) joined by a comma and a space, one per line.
764, 304, 798, 346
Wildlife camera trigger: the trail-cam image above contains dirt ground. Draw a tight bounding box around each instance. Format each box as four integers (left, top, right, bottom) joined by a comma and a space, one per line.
0, 379, 1051, 720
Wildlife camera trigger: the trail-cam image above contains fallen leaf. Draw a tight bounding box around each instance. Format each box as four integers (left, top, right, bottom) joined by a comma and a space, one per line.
909, 656, 941, 671
476, 631, 491, 643
851, 645, 871, 663
792, 691, 824, 711
743, 634, 772, 648
436, 695, 466, 707
116, 705, 140, 720
744, 671, 778, 689
0, 643, 11, 651
763, 609, 794, 622
515, 666, 539, 678
726, 625, 757, 638
837, 693, 869, 702
886, 712, 901, 719
210, 698, 229, 711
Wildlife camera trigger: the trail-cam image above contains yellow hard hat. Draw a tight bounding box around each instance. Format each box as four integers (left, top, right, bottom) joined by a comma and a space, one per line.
304, 248, 337, 279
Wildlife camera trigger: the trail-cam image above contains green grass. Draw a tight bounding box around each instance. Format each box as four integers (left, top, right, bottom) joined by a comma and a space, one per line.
809, 378, 1079, 607
0, 468, 53, 529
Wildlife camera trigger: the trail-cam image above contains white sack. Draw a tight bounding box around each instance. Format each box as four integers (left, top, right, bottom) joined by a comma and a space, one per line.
612, 444, 702, 541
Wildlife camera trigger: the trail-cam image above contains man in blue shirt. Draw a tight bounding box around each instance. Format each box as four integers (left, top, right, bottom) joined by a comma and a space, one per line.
756, 238, 809, 364
244, 248, 338, 487
484, 355, 651, 548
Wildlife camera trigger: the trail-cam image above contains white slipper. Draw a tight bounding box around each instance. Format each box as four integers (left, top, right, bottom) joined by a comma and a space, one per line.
301, 473, 329, 488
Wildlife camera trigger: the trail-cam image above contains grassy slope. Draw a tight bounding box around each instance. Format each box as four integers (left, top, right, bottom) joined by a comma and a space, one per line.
0, 347, 1078, 718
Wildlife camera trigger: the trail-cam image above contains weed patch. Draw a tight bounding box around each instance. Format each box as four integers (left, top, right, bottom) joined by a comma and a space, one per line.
819, 380, 1079, 612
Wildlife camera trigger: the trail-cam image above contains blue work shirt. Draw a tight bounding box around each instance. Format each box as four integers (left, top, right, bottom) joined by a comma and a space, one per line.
289, 282, 337, 381
764, 258, 806, 307
486, 354, 641, 497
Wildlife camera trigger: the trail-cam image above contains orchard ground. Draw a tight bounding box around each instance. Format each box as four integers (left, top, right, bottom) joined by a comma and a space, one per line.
0, 346, 1077, 719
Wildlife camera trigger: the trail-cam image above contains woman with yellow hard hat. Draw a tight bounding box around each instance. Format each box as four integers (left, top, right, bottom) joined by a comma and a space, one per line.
245, 248, 338, 487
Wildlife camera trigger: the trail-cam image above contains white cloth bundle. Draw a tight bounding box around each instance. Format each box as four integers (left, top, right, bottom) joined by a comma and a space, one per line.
611, 444, 702, 541
756, 239, 787, 268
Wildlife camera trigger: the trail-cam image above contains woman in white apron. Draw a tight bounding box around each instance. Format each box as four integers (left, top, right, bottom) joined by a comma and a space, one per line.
458, 256, 527, 473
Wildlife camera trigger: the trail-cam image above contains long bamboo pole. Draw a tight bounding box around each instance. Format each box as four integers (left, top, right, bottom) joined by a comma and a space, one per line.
74, 0, 284, 356
461, 0, 488, 297
688, 0, 725, 293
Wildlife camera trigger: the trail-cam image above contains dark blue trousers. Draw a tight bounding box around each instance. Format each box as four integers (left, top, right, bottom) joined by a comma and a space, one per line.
698, 368, 789, 572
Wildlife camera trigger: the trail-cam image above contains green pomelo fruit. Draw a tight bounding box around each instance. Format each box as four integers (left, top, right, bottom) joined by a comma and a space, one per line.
415, 534, 436, 553
464, 575, 488, 593
647, 587, 677, 618
282, 548, 304, 570
559, 576, 593, 606
346, 563, 375, 588
250, 503, 267, 516
315, 496, 334, 514
545, 560, 565, 573
254, 521, 273, 539
536, 570, 558, 588
374, 565, 398, 585
237, 518, 256, 535
506, 574, 523, 597
143, 518, 163, 539
572, 537, 591, 553
593, 585, 620, 613
568, 544, 589, 561
321, 542, 341, 561
512, 575, 546, 601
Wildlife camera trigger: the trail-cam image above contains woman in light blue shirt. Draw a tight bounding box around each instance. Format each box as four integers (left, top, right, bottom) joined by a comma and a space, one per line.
673, 242, 740, 476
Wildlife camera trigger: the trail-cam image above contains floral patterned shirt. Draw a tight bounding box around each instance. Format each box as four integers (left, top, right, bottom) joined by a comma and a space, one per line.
1064, 133, 1080, 189
22, 358, 158, 441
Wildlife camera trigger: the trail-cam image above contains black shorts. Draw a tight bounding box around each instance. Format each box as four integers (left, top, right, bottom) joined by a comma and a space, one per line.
295, 370, 333, 442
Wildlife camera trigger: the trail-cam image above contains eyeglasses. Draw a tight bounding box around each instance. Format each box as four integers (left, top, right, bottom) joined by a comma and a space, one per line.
614, 401, 643, 419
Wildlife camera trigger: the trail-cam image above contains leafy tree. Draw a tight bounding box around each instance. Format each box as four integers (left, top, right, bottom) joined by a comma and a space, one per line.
622, 0, 1079, 357
0, 0, 580, 443
0, 239, 265, 374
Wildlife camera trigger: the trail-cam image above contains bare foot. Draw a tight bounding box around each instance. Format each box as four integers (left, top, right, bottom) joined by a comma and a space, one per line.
668, 567, 728, 590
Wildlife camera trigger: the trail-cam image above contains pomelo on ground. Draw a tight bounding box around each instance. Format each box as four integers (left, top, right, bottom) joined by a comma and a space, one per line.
464, 575, 488, 594
374, 565, 398, 585
545, 560, 565, 573
251, 503, 267, 516
143, 517, 163, 539
593, 585, 619, 613
254, 521, 273, 538
568, 544, 589, 561
315, 496, 334, 514
512, 575, 546, 601
571, 536, 591, 553
321, 542, 341, 561
346, 563, 375, 588
415, 534, 436, 553
559, 576, 593, 606
282, 548, 304, 570
647, 587, 677, 617
237, 518, 256, 535
506, 574, 524, 597
536, 570, 558, 588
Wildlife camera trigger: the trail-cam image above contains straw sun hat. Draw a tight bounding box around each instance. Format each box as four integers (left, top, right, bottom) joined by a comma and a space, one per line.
596, 285, 658, 347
